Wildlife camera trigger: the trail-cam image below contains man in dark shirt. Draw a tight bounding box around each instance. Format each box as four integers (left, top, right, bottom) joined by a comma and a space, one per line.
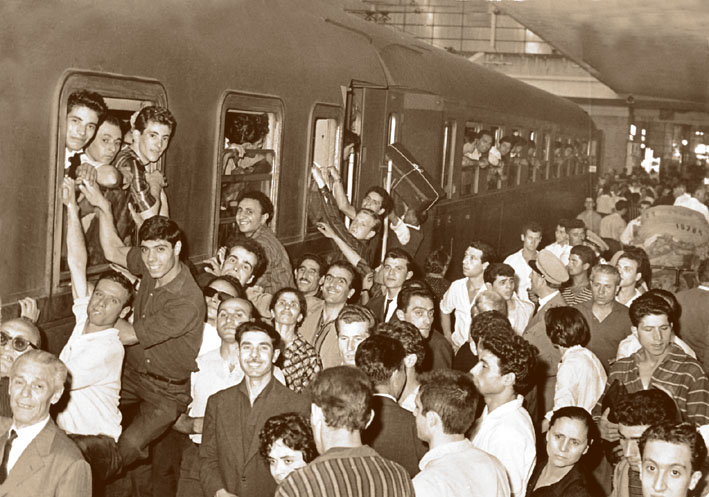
81, 180, 205, 479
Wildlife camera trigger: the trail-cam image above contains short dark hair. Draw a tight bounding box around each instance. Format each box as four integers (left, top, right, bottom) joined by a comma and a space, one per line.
397, 285, 435, 313
478, 332, 537, 393
645, 289, 681, 331
640, 422, 707, 472
418, 370, 479, 435
235, 321, 280, 349
355, 335, 405, 386
467, 241, 496, 265
259, 412, 317, 463
67, 90, 107, 120
384, 248, 414, 274
326, 260, 361, 296
567, 219, 586, 231
470, 310, 512, 344
335, 305, 376, 336
133, 106, 176, 135
217, 297, 254, 320
549, 406, 598, 447
297, 253, 325, 277
270, 287, 307, 322
97, 270, 134, 308
545, 306, 590, 348
478, 129, 494, 140
522, 222, 543, 235
138, 215, 183, 248
363, 186, 393, 215
310, 366, 373, 432
101, 113, 123, 132
206, 275, 246, 299
570, 245, 597, 269
483, 263, 515, 284
237, 191, 275, 225
616, 389, 679, 427
615, 200, 628, 211
226, 113, 269, 145
618, 246, 651, 287
374, 321, 426, 371
424, 248, 449, 274
629, 293, 673, 328
229, 237, 268, 281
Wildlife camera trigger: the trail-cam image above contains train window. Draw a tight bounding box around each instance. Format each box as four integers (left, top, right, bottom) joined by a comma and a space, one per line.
53, 72, 167, 290
216, 94, 283, 249
440, 121, 456, 199
306, 104, 342, 235
525, 138, 541, 183
461, 122, 482, 196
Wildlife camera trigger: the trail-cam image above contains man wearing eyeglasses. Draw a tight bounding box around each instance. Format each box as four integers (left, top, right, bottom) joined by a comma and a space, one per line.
0, 319, 41, 418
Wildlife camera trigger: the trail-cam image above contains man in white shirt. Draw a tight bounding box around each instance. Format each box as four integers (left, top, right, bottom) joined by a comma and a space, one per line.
471, 330, 537, 497
674, 182, 709, 224
543, 219, 571, 265
0, 350, 91, 496
440, 241, 494, 350
413, 369, 510, 497
599, 200, 628, 241
483, 263, 534, 335
504, 222, 543, 303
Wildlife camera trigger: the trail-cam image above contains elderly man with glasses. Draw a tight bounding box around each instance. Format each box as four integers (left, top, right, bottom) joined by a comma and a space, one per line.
0, 319, 41, 417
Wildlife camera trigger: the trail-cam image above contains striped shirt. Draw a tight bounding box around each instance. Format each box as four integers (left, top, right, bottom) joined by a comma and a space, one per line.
593, 344, 709, 427
561, 285, 592, 306
276, 445, 414, 497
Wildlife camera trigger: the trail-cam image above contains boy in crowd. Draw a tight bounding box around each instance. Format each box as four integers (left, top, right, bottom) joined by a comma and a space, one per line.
504, 222, 543, 303
484, 263, 534, 335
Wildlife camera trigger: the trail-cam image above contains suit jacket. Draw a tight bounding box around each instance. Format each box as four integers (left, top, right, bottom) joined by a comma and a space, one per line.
361, 395, 427, 477
200, 378, 310, 497
0, 417, 91, 497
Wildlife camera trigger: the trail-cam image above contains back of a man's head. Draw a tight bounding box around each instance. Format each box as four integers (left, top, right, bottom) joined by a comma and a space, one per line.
355, 335, 405, 387
616, 389, 679, 427
310, 366, 373, 432
418, 369, 478, 435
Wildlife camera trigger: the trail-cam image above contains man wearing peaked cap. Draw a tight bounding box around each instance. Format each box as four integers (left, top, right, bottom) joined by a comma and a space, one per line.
528, 250, 569, 287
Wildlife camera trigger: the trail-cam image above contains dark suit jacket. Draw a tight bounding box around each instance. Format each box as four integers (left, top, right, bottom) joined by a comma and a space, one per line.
200, 378, 310, 497
0, 417, 91, 497
361, 394, 427, 477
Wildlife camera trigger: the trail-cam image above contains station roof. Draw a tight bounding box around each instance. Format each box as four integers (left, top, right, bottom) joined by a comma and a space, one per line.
496, 0, 709, 111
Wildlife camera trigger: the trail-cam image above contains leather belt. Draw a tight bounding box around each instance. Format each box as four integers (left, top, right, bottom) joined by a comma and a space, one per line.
143, 371, 189, 386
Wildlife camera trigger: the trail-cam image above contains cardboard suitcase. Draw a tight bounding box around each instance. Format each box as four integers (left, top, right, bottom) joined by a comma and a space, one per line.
386, 142, 444, 213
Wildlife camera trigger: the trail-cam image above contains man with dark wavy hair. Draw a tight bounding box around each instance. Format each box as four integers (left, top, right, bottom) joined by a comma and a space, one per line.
276, 366, 414, 497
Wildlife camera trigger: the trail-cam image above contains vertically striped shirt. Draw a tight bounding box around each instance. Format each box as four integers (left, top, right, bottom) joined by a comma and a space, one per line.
276, 445, 414, 497
593, 344, 709, 427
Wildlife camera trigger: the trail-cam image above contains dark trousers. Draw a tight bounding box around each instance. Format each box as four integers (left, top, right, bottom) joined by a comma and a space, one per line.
176, 438, 204, 497
117, 366, 191, 469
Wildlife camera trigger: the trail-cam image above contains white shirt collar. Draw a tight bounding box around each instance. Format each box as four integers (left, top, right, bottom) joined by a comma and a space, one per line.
537, 290, 559, 309
482, 394, 524, 419
11, 415, 50, 441
419, 439, 471, 470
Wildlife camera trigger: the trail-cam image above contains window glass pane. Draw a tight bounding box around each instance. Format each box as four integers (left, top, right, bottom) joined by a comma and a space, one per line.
307, 115, 340, 234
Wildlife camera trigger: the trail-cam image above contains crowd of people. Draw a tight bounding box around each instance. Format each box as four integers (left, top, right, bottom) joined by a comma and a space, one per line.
2, 89, 709, 497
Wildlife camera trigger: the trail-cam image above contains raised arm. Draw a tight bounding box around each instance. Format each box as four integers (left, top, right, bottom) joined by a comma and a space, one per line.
328, 166, 356, 220
63, 177, 88, 299
79, 179, 130, 267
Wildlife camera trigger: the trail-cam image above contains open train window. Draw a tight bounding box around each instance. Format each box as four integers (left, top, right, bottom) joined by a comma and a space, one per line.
52, 72, 167, 291
306, 104, 342, 236
215, 94, 283, 250
440, 121, 456, 199
460, 122, 483, 196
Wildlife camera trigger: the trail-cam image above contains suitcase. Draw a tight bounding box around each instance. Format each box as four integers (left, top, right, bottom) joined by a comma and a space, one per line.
386, 142, 444, 213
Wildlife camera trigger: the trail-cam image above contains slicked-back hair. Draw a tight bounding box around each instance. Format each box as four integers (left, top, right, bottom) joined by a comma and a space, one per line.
270, 287, 307, 322
138, 215, 183, 248
590, 264, 620, 285
616, 389, 679, 427
640, 422, 707, 472
374, 321, 426, 371
545, 306, 590, 348
570, 245, 597, 269
418, 369, 479, 435
297, 253, 325, 277
483, 263, 515, 285
98, 270, 135, 308
207, 275, 246, 299
310, 366, 373, 432
259, 412, 317, 464
645, 289, 681, 331
478, 332, 537, 394
237, 190, 275, 225
326, 260, 361, 296
229, 237, 268, 281
364, 186, 393, 216
67, 90, 107, 120
467, 240, 496, 265
384, 248, 414, 273
12, 350, 67, 393
355, 335, 405, 386
629, 293, 673, 328
234, 321, 280, 349
397, 285, 435, 313
335, 305, 376, 336
101, 113, 123, 133
474, 290, 507, 316
469, 310, 512, 344
133, 106, 176, 136
549, 406, 597, 447
618, 246, 652, 288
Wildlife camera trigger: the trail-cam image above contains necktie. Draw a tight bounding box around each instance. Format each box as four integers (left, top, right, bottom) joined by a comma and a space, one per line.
383, 298, 393, 322
0, 430, 18, 483
66, 153, 82, 179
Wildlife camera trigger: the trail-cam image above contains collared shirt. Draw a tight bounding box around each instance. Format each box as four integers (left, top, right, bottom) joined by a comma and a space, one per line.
616, 288, 642, 307
197, 322, 220, 358
400, 384, 421, 413
282, 334, 322, 393
537, 291, 559, 311
299, 299, 341, 369
383, 294, 398, 323
574, 300, 632, 372
7, 416, 50, 473
126, 247, 206, 380
56, 297, 124, 441
504, 249, 535, 303
544, 242, 571, 265
600, 213, 627, 241
413, 439, 510, 497
276, 445, 415, 497
593, 344, 709, 428
440, 278, 486, 350
616, 333, 696, 361
545, 345, 606, 421
508, 294, 535, 336
250, 224, 295, 294
472, 395, 536, 497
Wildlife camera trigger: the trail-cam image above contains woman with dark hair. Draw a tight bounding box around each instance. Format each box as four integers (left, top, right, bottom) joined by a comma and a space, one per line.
259, 412, 318, 484
527, 406, 598, 496
545, 307, 606, 422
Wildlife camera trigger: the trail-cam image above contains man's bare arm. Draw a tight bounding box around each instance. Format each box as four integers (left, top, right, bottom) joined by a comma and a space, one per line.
328, 167, 356, 220
79, 180, 130, 267
63, 178, 89, 299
